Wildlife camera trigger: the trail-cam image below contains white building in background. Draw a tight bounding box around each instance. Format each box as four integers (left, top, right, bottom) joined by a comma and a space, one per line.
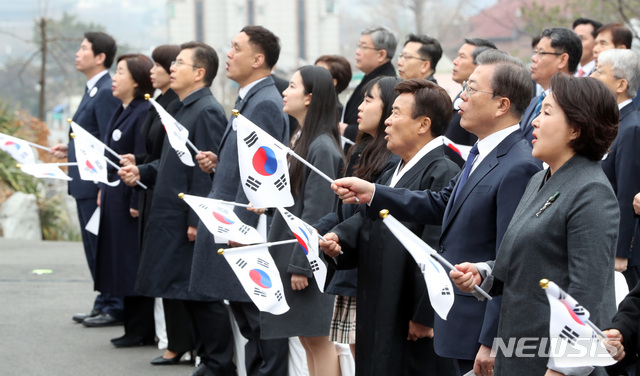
166, 0, 340, 74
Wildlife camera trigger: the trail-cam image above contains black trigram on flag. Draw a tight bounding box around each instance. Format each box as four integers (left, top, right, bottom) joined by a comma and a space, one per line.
175, 149, 186, 158
310, 260, 320, 272
236, 258, 248, 269
239, 225, 250, 235
274, 174, 288, 191
198, 203, 209, 210
244, 131, 259, 147
283, 211, 295, 221
560, 325, 579, 346
246, 176, 262, 191
417, 263, 426, 273
257, 258, 269, 268
441, 286, 451, 296
254, 287, 267, 297
573, 305, 586, 317
275, 290, 283, 301
217, 227, 230, 234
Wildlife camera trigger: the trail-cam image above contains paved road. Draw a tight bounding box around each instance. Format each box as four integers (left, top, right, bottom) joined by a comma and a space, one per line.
0, 238, 197, 376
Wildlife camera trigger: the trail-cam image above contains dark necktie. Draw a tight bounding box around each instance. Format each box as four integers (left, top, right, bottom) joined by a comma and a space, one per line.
454, 143, 479, 202
235, 95, 242, 108
533, 92, 546, 117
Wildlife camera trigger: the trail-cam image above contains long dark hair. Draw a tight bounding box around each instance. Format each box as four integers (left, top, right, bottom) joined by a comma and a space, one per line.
289, 66, 342, 195
351, 76, 401, 181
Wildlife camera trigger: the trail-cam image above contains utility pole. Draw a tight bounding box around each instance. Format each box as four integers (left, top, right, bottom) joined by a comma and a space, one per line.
38, 17, 47, 122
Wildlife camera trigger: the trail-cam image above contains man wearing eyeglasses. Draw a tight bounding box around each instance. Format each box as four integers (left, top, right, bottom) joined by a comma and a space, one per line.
119, 42, 234, 376
327, 49, 541, 376
520, 27, 582, 143
341, 26, 397, 152
397, 34, 442, 83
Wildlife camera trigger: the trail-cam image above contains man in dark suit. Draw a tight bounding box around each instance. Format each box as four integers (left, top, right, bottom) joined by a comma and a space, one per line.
321, 79, 460, 376
397, 34, 442, 83
51, 31, 122, 326
341, 26, 397, 152
593, 48, 640, 288
327, 50, 541, 375
190, 26, 290, 376
572, 18, 602, 77
520, 27, 582, 143
446, 38, 496, 148
120, 42, 232, 376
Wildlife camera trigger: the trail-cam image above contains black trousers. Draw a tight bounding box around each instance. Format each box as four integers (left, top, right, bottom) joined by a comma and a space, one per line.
184, 300, 235, 375
229, 301, 289, 376
163, 298, 194, 353
122, 296, 155, 340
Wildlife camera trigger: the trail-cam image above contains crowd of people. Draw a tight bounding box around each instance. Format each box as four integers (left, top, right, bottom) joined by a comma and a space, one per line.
45, 16, 640, 376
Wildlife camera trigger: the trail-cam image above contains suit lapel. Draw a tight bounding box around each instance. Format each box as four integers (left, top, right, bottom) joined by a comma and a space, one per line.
441, 131, 520, 232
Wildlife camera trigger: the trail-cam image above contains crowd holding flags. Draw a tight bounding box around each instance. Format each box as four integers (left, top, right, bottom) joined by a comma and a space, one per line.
541, 279, 616, 368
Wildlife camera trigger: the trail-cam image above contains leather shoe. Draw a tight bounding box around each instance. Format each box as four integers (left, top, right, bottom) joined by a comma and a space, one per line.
189, 363, 209, 376
82, 313, 122, 327
112, 335, 155, 348
150, 352, 185, 365
72, 309, 101, 323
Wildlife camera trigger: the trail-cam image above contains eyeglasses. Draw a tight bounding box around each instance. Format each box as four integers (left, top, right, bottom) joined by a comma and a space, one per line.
532, 50, 563, 57
398, 53, 426, 61
462, 81, 494, 97
171, 60, 201, 69
357, 44, 381, 51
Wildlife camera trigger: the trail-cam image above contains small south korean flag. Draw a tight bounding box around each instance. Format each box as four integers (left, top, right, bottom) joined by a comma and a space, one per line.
236, 114, 294, 208
222, 245, 289, 315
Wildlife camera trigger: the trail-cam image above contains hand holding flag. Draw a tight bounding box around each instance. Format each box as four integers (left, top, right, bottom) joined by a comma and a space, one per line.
179, 193, 264, 244
276, 207, 327, 292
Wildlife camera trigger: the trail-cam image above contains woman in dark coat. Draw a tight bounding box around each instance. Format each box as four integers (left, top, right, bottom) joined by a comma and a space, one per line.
259, 66, 344, 376
94, 53, 154, 344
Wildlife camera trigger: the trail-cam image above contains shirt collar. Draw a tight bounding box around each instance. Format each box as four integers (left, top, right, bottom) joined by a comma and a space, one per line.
475, 124, 520, 160
239, 76, 269, 100
389, 136, 444, 187
618, 99, 632, 110
86, 70, 109, 91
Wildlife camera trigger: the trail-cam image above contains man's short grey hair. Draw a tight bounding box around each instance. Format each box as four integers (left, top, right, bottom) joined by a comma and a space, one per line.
476, 49, 533, 118
597, 49, 640, 98
362, 26, 397, 61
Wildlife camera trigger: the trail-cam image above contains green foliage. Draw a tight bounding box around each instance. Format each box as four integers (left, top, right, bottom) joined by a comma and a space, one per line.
0, 101, 79, 241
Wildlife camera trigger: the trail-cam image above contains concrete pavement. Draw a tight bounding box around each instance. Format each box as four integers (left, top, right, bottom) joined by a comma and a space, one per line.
0, 237, 196, 376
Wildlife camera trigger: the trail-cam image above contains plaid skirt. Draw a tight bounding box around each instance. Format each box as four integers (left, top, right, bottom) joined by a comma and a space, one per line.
329, 295, 356, 344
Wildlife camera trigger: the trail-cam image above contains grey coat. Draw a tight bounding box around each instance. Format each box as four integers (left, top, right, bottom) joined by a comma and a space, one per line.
491, 155, 619, 376
190, 76, 289, 302
260, 133, 344, 339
